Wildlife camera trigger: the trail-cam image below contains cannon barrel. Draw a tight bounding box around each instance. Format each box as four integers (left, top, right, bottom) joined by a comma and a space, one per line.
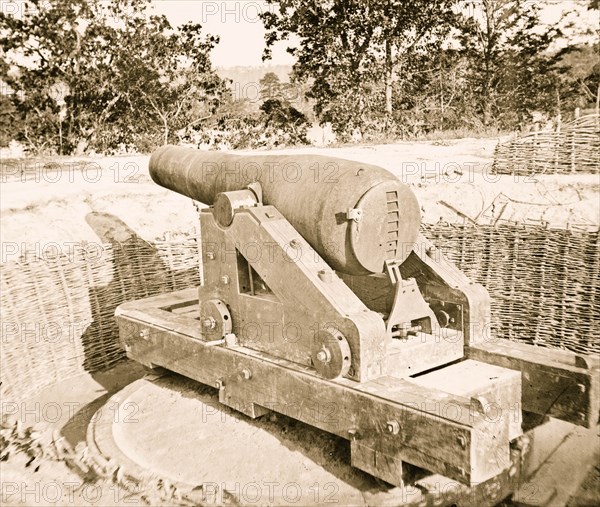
149, 145, 421, 274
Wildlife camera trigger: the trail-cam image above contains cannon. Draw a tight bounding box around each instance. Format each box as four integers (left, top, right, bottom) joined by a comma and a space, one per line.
116, 146, 599, 494
149, 146, 422, 274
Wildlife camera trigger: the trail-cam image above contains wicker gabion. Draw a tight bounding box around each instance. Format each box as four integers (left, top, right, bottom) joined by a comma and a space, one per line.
492, 114, 600, 176
2, 223, 598, 406
0, 235, 201, 404
422, 222, 600, 354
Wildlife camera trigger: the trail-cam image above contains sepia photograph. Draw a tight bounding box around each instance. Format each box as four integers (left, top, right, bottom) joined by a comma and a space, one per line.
1, 0, 599, 506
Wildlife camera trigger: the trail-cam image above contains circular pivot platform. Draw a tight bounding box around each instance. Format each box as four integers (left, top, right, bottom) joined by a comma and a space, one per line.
86, 374, 376, 506
86, 374, 525, 506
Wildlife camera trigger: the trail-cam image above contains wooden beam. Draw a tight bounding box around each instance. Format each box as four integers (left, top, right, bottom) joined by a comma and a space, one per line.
116, 289, 511, 486
467, 339, 600, 428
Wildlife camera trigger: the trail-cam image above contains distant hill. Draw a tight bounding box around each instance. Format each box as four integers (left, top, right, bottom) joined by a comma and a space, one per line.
216, 65, 293, 90
215, 65, 314, 118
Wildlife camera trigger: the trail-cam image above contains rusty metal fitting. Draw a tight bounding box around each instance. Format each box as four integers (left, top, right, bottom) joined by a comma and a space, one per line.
318, 269, 334, 283
202, 317, 216, 329
316, 348, 332, 364
386, 420, 400, 435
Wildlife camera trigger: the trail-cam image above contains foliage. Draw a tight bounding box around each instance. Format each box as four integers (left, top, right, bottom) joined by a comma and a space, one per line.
261, 0, 457, 134
184, 73, 311, 150
1, 0, 227, 153
259, 72, 283, 101
187, 93, 310, 150
552, 43, 600, 114
1, 0, 597, 152
261, 0, 599, 137
456, 0, 561, 128
260, 97, 309, 141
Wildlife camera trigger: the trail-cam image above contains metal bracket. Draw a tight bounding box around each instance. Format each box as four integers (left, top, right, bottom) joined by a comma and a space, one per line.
384, 260, 438, 337
385, 259, 402, 284
346, 208, 363, 222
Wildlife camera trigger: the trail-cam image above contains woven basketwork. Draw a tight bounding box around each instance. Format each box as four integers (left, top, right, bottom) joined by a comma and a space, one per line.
0, 236, 201, 404
492, 113, 600, 175
2, 223, 598, 406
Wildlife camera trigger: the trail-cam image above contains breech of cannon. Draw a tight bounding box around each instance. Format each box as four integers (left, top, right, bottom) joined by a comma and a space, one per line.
149, 145, 421, 275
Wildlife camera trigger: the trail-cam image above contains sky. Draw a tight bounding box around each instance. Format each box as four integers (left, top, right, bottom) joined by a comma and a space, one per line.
152, 0, 296, 68
151, 0, 598, 68
3, 0, 596, 68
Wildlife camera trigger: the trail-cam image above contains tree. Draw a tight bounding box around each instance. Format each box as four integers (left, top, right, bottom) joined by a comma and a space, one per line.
259, 72, 283, 101
1, 0, 226, 154
552, 43, 600, 114
456, 0, 562, 127
108, 16, 226, 148
392, 48, 473, 133
260, 98, 308, 132
260, 0, 456, 135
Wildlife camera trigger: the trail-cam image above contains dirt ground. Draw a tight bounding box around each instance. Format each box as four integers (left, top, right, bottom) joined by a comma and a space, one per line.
1, 138, 599, 506
2, 138, 598, 252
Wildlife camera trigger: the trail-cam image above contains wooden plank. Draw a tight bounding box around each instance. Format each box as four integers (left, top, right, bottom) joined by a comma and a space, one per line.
470, 339, 600, 371
386, 331, 464, 377
467, 340, 600, 428
413, 446, 524, 507
351, 441, 404, 487
411, 359, 522, 441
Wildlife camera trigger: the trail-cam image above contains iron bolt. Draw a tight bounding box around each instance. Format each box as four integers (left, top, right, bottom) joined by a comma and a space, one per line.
202, 317, 216, 329
316, 348, 332, 363
578, 383, 586, 393
139, 329, 149, 340
457, 435, 467, 449
290, 239, 301, 249
386, 420, 400, 435
318, 269, 333, 283
241, 368, 252, 380
207, 252, 215, 260
220, 275, 230, 285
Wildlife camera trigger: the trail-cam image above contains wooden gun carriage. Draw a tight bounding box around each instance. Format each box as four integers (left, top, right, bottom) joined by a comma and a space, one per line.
115, 146, 599, 502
